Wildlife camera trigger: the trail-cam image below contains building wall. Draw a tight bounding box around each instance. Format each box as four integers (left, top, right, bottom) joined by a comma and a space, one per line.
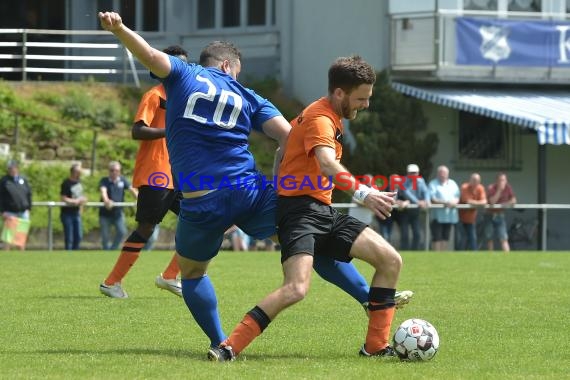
279, 0, 390, 105
389, 0, 436, 13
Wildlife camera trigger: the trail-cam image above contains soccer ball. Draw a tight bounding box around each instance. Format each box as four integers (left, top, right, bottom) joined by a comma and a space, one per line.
392, 318, 439, 361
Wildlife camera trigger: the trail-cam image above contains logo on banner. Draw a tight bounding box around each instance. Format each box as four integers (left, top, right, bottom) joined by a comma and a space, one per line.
556, 26, 570, 63
479, 25, 511, 63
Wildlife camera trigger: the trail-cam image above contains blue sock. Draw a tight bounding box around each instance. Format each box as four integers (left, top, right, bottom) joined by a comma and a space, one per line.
313, 256, 370, 305
181, 276, 226, 347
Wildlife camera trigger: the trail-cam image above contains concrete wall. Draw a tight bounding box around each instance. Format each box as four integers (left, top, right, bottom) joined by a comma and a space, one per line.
279, 0, 390, 105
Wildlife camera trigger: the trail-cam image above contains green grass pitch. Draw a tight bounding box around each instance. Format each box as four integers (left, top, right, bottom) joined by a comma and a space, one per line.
1, 250, 569, 379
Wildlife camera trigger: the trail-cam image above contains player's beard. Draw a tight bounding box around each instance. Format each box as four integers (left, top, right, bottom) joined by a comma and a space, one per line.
341, 97, 358, 120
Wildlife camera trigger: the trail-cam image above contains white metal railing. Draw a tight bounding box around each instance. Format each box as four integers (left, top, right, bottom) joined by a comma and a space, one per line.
0, 28, 140, 85
27, 201, 570, 252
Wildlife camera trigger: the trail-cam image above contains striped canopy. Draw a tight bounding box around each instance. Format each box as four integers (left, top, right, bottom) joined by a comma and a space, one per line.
392, 82, 570, 145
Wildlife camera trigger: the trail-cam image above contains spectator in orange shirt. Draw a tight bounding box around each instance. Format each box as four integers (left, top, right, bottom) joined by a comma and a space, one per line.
458, 173, 487, 250
99, 45, 189, 299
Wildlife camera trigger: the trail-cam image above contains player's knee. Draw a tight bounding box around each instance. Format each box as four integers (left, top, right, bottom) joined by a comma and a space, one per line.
136, 223, 156, 239
177, 254, 208, 279
282, 281, 309, 304
388, 249, 403, 274
372, 243, 402, 276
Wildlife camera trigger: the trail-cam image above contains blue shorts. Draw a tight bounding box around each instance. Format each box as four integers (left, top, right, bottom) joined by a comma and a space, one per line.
484, 213, 508, 241
176, 182, 277, 261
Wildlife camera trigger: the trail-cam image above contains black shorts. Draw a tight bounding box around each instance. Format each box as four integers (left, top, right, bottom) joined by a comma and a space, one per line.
135, 186, 182, 225
276, 195, 367, 263
430, 220, 452, 242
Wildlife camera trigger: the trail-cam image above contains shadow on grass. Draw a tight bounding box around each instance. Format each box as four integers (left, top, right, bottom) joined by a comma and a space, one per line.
5, 348, 203, 359
28, 295, 165, 300
3, 348, 337, 360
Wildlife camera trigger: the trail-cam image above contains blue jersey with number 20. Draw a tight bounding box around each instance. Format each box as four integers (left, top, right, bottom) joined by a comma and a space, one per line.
159, 56, 281, 192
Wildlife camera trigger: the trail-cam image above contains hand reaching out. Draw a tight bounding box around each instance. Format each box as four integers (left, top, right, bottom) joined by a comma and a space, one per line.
98, 12, 123, 32
364, 190, 396, 220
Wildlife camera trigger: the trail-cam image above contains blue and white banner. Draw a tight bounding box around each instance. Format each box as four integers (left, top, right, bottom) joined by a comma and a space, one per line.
456, 17, 570, 66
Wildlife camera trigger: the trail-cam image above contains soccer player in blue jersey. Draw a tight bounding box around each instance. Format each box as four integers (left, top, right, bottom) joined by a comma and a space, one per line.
98, 11, 412, 350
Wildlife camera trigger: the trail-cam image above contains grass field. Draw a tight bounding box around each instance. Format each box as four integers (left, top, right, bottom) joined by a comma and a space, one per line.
1, 250, 569, 379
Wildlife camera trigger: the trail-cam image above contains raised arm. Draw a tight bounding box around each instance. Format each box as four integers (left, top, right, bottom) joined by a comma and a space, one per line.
98, 11, 171, 78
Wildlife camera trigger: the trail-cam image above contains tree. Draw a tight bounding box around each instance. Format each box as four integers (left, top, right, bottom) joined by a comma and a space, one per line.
340, 70, 438, 200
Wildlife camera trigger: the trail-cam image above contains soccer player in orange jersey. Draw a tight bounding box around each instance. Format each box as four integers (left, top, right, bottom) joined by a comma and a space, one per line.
99, 45, 188, 299
209, 56, 403, 360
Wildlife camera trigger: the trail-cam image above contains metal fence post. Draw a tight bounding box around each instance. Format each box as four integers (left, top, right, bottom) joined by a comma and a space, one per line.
424, 208, 430, 251
541, 208, 547, 251
47, 202, 53, 251
22, 30, 27, 82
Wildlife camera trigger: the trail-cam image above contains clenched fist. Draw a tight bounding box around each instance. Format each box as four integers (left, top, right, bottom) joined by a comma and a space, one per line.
98, 11, 123, 32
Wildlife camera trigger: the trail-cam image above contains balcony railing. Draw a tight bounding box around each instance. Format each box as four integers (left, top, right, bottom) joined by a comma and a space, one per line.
0, 28, 143, 85
0, 28, 281, 85
389, 9, 570, 84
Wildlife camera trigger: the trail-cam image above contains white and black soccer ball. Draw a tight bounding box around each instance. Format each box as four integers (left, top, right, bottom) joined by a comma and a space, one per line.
392, 318, 439, 361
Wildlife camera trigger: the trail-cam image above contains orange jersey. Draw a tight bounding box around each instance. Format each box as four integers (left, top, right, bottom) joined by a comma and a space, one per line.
277, 97, 343, 204
459, 183, 486, 224
131, 84, 173, 189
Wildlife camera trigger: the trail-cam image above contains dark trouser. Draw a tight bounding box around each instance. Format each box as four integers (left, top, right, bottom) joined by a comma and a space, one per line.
458, 222, 477, 251
399, 210, 421, 250
100, 213, 127, 250
61, 213, 82, 250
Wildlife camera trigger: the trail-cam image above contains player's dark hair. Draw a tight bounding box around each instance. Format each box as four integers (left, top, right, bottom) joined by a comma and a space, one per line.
199, 41, 241, 67
162, 45, 188, 62
328, 55, 376, 95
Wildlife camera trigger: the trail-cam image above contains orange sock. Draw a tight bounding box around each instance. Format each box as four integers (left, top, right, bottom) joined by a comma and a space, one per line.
162, 253, 179, 280
104, 243, 144, 285
225, 314, 262, 355
365, 306, 396, 353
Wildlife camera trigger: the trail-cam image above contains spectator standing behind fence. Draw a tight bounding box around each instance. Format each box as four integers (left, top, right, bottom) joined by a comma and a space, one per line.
458, 173, 487, 251
375, 175, 404, 245
225, 225, 249, 251
60, 163, 87, 250
428, 165, 460, 251
0, 160, 32, 250
99, 161, 138, 250
485, 173, 517, 252
398, 164, 430, 250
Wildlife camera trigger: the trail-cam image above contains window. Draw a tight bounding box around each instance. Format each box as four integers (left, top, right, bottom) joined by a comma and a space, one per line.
463, 0, 498, 11
463, 0, 542, 12
248, 0, 266, 26
197, 0, 274, 30
457, 112, 522, 169
120, 0, 136, 30
223, 0, 241, 27
508, 0, 541, 12
98, 0, 159, 31
143, 0, 159, 31
198, 0, 215, 29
